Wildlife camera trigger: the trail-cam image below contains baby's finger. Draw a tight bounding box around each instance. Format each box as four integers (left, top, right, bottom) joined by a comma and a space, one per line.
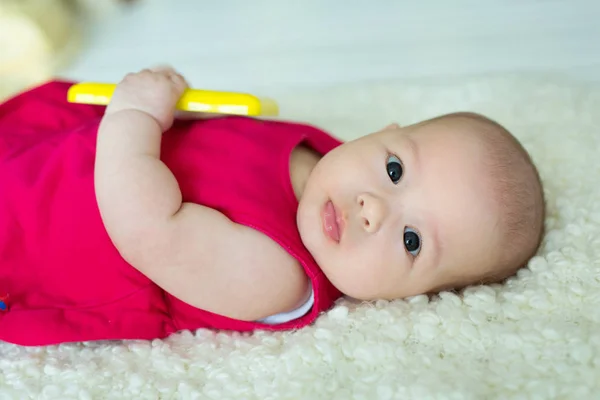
150, 65, 176, 74
149, 66, 188, 86
169, 72, 189, 92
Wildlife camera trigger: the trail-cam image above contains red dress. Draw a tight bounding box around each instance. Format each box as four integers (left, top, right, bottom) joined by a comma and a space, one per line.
0, 81, 342, 346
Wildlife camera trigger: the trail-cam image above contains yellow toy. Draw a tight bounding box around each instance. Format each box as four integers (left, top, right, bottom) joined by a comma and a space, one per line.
67, 83, 279, 117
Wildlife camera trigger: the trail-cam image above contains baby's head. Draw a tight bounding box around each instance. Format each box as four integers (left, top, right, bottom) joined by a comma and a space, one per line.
297, 112, 545, 300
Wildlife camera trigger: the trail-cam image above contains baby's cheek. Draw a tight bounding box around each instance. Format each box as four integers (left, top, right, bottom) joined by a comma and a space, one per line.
375, 238, 414, 294
355, 242, 397, 294
324, 245, 372, 299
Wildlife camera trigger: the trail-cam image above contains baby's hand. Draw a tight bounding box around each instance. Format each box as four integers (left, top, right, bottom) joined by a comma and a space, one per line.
105, 67, 188, 132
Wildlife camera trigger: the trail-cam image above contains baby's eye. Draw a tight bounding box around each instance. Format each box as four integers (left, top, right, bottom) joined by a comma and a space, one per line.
386, 155, 403, 184
404, 227, 421, 257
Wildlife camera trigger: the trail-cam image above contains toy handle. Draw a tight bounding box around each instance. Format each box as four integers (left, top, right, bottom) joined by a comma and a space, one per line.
67, 83, 279, 117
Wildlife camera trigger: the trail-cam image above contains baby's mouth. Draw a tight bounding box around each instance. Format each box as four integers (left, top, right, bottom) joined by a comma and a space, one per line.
322, 200, 343, 243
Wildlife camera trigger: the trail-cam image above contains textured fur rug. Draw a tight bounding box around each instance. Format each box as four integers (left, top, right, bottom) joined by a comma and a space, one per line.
0, 73, 599, 399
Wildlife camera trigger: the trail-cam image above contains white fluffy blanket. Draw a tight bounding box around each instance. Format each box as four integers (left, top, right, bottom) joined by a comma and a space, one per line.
1, 74, 599, 399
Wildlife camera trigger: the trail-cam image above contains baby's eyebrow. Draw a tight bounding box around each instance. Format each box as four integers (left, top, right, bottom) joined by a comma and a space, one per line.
405, 135, 421, 174
413, 215, 442, 271
427, 221, 442, 271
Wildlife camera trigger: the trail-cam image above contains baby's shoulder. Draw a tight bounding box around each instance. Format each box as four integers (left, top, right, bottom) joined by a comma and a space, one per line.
233, 224, 310, 314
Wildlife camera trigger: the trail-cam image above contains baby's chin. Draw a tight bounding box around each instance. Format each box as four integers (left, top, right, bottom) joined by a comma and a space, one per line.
295, 196, 316, 248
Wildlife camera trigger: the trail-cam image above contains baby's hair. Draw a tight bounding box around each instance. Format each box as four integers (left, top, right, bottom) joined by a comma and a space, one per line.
428, 112, 546, 287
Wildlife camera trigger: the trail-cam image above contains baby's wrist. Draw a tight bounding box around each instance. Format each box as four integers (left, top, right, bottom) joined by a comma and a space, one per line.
104, 107, 164, 132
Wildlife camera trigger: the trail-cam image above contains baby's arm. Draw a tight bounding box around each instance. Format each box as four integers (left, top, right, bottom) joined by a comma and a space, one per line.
96, 69, 186, 231
95, 68, 307, 321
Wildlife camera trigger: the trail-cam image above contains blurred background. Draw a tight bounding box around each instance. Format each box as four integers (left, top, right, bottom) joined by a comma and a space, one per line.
1, 0, 600, 100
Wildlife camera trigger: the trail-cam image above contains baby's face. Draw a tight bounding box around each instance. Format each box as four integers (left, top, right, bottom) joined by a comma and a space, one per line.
297, 120, 503, 300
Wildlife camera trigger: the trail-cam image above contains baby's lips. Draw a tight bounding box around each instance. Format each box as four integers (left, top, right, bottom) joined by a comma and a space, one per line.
323, 201, 341, 242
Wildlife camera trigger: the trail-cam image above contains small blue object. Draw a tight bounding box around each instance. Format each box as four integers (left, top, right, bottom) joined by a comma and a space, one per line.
0, 301, 6, 311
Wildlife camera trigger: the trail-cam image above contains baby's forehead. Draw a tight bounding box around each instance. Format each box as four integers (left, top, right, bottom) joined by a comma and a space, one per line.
417, 115, 494, 136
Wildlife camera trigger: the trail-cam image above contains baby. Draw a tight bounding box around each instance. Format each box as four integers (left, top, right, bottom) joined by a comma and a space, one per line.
0, 68, 544, 346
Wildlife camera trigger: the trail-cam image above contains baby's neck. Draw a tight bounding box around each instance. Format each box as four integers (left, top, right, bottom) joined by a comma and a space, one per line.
289, 145, 321, 201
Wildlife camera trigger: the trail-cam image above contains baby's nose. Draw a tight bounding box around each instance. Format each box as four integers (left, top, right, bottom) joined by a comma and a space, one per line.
357, 193, 386, 233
